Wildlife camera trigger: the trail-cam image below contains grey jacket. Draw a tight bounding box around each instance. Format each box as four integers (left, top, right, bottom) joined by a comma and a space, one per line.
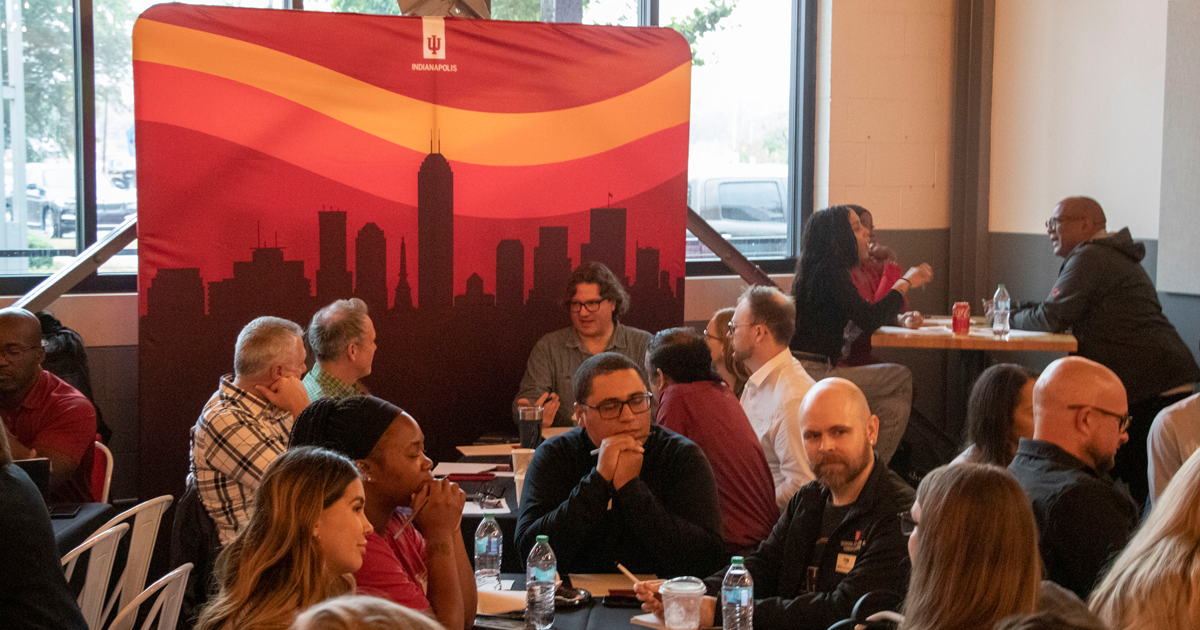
1011, 228, 1199, 405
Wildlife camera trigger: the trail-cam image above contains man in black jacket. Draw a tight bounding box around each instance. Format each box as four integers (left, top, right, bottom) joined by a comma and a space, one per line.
636, 378, 914, 630
515, 352, 723, 578
1010, 196, 1199, 506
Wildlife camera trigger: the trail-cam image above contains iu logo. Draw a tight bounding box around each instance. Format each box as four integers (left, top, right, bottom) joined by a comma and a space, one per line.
422, 17, 446, 60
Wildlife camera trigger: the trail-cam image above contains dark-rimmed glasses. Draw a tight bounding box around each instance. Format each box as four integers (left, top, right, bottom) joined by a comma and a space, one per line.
1045, 216, 1087, 230
726, 320, 756, 336
581, 392, 653, 420
1067, 404, 1132, 432
569, 299, 605, 313
0, 343, 43, 362
899, 510, 917, 537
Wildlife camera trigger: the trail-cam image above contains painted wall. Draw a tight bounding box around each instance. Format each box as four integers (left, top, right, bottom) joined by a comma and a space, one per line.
822, 0, 955, 230
990, 0, 1169, 237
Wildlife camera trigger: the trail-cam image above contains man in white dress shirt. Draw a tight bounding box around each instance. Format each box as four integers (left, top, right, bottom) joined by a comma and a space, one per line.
729, 285, 817, 508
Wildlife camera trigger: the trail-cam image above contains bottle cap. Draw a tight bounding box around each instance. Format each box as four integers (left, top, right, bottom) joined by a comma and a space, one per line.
731, 556, 744, 563
537, 535, 549, 543
999, 284, 1006, 288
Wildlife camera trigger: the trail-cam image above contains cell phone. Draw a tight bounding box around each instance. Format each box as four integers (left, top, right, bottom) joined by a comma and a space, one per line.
602, 595, 643, 608
49, 504, 81, 519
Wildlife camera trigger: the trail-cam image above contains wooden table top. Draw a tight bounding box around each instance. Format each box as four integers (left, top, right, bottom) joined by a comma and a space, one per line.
871, 317, 1077, 352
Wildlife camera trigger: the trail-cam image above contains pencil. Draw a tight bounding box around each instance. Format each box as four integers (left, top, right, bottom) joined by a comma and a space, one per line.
617, 563, 662, 601
393, 501, 427, 540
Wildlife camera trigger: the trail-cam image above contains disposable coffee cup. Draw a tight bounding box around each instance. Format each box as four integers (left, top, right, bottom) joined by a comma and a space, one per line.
514, 472, 526, 507
512, 448, 535, 475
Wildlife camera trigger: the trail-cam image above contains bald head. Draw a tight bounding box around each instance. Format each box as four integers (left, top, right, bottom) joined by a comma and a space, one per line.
799, 378, 879, 498
1048, 197, 1107, 257
0, 307, 44, 401
0, 308, 42, 346
1033, 356, 1129, 470
1057, 197, 1106, 226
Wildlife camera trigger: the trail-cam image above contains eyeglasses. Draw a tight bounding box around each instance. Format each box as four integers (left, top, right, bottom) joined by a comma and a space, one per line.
569, 299, 605, 313
1067, 404, 1132, 432
582, 392, 653, 420
1045, 216, 1087, 230
726, 320, 756, 336
0, 343, 42, 362
703, 329, 723, 343
899, 510, 917, 537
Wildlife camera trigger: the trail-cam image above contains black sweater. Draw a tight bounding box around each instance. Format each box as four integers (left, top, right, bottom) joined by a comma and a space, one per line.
704, 457, 914, 630
514, 425, 724, 578
791, 270, 906, 363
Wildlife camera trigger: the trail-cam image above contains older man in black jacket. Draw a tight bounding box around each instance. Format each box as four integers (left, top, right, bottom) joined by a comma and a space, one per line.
637, 378, 914, 630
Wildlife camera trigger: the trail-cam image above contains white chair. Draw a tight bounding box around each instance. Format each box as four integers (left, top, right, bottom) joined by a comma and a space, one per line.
62, 522, 130, 630
82, 495, 175, 630
94, 441, 114, 503
107, 563, 193, 630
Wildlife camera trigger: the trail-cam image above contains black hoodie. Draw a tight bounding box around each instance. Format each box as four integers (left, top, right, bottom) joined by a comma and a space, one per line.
1011, 228, 1200, 405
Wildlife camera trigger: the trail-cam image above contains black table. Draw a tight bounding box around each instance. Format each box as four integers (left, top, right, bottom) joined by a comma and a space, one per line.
52, 502, 116, 557
477, 574, 641, 630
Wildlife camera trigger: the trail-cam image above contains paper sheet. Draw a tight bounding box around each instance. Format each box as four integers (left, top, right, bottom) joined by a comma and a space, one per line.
567, 573, 655, 597
966, 328, 1047, 338
433, 462, 498, 476
457, 444, 519, 457
463, 499, 510, 515
477, 588, 527, 614
630, 613, 719, 630
878, 325, 953, 335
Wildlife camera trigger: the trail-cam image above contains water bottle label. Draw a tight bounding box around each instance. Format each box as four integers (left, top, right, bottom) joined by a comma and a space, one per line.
531, 567, 556, 582
724, 586, 752, 606
475, 538, 488, 555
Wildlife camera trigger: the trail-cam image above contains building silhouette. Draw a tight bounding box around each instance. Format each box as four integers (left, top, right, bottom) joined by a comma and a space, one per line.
394, 237, 414, 311
355, 222, 388, 314
418, 151, 454, 311
455, 272, 495, 310
146, 267, 205, 323
316, 210, 353, 304
495, 239, 524, 310
207, 245, 311, 326
527, 226, 571, 306
580, 206, 626, 285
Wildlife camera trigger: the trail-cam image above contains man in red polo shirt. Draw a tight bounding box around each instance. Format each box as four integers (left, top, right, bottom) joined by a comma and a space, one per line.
0, 308, 96, 503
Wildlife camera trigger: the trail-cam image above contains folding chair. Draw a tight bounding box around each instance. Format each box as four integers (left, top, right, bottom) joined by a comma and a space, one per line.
108, 563, 194, 630
62, 522, 129, 630
93, 441, 114, 503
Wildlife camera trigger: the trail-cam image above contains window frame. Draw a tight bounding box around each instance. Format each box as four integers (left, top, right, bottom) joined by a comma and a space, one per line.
0, 0, 815, 294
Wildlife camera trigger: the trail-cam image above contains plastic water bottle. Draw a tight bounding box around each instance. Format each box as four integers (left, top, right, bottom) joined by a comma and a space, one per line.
993, 284, 1011, 336
525, 535, 556, 630
474, 514, 503, 590
721, 556, 754, 630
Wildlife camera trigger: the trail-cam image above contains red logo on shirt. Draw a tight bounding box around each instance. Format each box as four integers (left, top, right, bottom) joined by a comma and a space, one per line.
1051, 286, 1061, 298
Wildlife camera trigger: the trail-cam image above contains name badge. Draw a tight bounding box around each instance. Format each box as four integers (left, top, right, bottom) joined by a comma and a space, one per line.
835, 553, 857, 574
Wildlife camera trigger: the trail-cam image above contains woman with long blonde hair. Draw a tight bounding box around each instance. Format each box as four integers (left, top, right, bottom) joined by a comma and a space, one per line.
196, 446, 373, 630
1089, 448, 1200, 629
901, 464, 1042, 630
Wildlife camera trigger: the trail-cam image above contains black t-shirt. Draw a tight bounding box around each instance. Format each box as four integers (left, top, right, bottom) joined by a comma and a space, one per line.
0, 464, 88, 630
806, 499, 852, 593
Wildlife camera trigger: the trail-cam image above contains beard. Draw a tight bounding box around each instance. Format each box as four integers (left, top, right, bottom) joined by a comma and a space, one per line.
1087, 443, 1117, 474
811, 439, 873, 490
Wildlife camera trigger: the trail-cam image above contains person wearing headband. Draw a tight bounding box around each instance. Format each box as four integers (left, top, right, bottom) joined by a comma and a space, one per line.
291, 396, 476, 630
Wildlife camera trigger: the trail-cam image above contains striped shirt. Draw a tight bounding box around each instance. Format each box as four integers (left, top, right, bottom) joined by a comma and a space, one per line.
302, 362, 367, 403
189, 375, 294, 545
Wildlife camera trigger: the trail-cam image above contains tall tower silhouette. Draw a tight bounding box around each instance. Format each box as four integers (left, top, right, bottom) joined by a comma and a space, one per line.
418, 147, 454, 311
496, 239, 524, 310
581, 207, 626, 285
355, 222, 387, 315
394, 237, 414, 311
528, 226, 571, 306
316, 211, 353, 303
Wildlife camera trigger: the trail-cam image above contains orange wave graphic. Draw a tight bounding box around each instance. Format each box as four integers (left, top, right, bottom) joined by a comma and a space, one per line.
132, 18, 690, 167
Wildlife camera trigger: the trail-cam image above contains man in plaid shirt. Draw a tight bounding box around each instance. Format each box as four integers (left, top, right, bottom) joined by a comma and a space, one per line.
188, 316, 312, 545
303, 298, 376, 402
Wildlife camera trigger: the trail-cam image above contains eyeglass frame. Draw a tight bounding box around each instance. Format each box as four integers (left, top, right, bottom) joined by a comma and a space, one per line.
568, 299, 607, 313
725, 320, 759, 336
703, 329, 724, 343
1066, 404, 1132, 432
0, 341, 45, 363
1044, 216, 1088, 230
579, 391, 654, 420
899, 510, 917, 537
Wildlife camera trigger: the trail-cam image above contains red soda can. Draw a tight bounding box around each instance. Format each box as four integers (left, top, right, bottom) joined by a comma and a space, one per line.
952, 302, 971, 334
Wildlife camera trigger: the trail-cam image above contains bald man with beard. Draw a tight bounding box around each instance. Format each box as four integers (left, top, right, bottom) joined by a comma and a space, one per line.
1008, 356, 1139, 600
1010, 196, 1198, 506
636, 379, 915, 630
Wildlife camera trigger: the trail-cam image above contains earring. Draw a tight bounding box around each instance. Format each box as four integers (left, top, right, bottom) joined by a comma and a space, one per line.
362, 472, 373, 482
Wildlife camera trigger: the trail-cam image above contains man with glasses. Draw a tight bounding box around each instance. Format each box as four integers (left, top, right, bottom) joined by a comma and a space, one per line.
0, 307, 96, 503
1010, 196, 1199, 506
515, 352, 723, 577
728, 285, 816, 508
515, 261, 651, 428
1008, 356, 1139, 599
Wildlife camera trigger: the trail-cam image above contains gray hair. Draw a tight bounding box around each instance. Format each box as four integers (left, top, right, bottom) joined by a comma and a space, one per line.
307, 299, 370, 362
234, 316, 304, 378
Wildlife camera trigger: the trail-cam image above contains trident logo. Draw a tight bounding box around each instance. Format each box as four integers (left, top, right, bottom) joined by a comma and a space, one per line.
427, 35, 442, 56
